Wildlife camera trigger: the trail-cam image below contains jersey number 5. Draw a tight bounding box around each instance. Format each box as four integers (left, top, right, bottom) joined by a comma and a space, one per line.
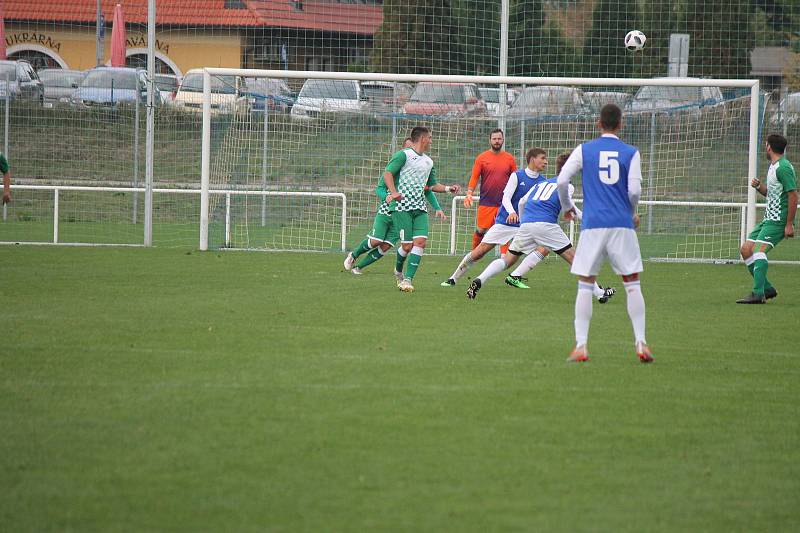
599, 151, 620, 185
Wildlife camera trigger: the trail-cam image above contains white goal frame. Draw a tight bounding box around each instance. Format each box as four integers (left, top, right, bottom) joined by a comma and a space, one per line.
199, 69, 761, 253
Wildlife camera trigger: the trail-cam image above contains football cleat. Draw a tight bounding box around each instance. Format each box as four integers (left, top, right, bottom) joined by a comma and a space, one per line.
343, 252, 355, 271
394, 270, 404, 282
636, 342, 654, 363
466, 278, 482, 299
567, 345, 589, 363
440, 278, 456, 287
504, 275, 530, 289
736, 292, 765, 304
351, 267, 363, 275
598, 286, 616, 304
765, 287, 778, 300
398, 278, 415, 292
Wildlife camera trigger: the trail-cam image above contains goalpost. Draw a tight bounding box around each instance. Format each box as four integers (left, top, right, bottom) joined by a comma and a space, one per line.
199, 68, 765, 262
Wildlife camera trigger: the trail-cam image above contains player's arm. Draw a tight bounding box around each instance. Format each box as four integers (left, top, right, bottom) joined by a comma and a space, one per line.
425, 166, 447, 219
517, 186, 535, 217
557, 147, 583, 219
465, 155, 482, 207
777, 165, 797, 237
383, 150, 406, 201
750, 177, 767, 196
501, 172, 519, 224
567, 184, 582, 221
628, 151, 643, 228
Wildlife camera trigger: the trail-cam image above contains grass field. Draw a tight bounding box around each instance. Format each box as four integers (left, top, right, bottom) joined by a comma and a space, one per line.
2, 246, 799, 532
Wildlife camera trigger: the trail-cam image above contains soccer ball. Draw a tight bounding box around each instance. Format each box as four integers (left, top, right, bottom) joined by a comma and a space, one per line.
624, 30, 647, 52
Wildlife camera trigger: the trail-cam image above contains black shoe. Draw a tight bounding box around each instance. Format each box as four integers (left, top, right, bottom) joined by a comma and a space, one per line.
598, 286, 616, 304
440, 278, 456, 287
765, 287, 778, 300
736, 292, 765, 304
466, 279, 482, 299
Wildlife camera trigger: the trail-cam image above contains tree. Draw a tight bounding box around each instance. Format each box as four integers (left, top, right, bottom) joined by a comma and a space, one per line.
581, 0, 640, 78
371, 0, 468, 75
508, 0, 581, 77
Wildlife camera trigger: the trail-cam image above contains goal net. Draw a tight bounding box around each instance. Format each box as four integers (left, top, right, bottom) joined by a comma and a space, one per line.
199, 69, 784, 263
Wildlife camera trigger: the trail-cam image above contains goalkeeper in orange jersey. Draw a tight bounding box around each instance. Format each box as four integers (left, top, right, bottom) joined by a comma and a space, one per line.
463, 128, 518, 250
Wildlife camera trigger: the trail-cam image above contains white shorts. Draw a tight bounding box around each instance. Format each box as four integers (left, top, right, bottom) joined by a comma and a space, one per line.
509, 222, 572, 254
571, 227, 643, 276
480, 223, 518, 246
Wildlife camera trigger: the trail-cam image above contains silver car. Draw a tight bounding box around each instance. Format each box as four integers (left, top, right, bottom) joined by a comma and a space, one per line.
0, 60, 44, 104
38, 69, 86, 107
625, 82, 723, 113
507, 86, 589, 119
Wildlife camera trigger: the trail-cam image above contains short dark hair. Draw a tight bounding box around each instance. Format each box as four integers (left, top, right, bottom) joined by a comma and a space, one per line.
526, 147, 546, 164
767, 134, 788, 154
410, 126, 431, 142
599, 104, 622, 131
490, 128, 504, 137
555, 152, 572, 174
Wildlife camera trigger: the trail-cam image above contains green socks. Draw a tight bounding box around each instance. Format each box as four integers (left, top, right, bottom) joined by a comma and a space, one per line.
355, 247, 384, 269
395, 249, 408, 273
351, 238, 372, 260
752, 258, 769, 296
748, 258, 774, 291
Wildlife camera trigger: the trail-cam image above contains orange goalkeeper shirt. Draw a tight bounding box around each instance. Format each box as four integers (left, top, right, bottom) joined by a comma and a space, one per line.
468, 150, 517, 207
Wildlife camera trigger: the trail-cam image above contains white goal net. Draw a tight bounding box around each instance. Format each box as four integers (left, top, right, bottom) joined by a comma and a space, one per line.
199, 69, 780, 263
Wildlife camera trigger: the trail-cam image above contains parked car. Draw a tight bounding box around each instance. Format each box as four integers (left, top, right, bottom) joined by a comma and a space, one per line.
403, 82, 486, 116
361, 81, 413, 113
173, 69, 249, 114
770, 92, 800, 126
71, 67, 159, 109
0, 59, 44, 104
154, 74, 180, 103
625, 81, 723, 113
507, 86, 589, 118
245, 77, 294, 113
290, 79, 363, 120
38, 68, 86, 107
478, 87, 518, 117
583, 90, 631, 113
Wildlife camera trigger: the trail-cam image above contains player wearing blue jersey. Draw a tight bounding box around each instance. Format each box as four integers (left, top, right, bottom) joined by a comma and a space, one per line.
557, 104, 653, 363
442, 148, 551, 287
466, 153, 615, 302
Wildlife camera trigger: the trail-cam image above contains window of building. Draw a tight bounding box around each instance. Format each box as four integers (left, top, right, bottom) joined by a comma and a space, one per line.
305, 56, 331, 71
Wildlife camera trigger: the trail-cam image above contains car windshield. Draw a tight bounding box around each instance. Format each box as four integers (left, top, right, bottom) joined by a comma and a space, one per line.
180, 74, 237, 94
245, 78, 289, 95
514, 88, 582, 112
410, 84, 465, 104
362, 85, 394, 101
39, 70, 84, 88
634, 86, 704, 102
299, 80, 358, 100
479, 89, 499, 103
0, 64, 17, 81
81, 70, 139, 90
155, 76, 178, 91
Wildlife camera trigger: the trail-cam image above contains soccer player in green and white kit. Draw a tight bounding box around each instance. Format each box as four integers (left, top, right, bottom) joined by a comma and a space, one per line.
344, 138, 456, 277
0, 151, 11, 205
384, 126, 460, 292
737, 134, 797, 304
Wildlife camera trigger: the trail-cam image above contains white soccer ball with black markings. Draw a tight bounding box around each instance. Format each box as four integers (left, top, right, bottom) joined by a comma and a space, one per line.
624, 30, 647, 52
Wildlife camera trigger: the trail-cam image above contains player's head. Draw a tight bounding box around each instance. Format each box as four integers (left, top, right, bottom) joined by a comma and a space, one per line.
402, 137, 413, 148
489, 128, 505, 152
598, 104, 622, 133
526, 147, 547, 172
410, 126, 432, 152
766, 134, 788, 159
555, 152, 571, 174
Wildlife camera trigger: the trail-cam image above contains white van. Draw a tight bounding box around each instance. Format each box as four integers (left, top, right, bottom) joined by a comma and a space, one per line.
173, 69, 249, 114
290, 79, 363, 120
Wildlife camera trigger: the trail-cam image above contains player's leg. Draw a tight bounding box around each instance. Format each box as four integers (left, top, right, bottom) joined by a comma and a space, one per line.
557, 247, 615, 303
508, 246, 548, 278
471, 251, 519, 293
472, 205, 498, 249
353, 214, 395, 274
738, 223, 782, 303
606, 229, 652, 362
399, 210, 429, 291
393, 211, 414, 285
504, 225, 540, 289
567, 228, 608, 361
443, 241, 495, 286
353, 242, 393, 274
346, 212, 389, 270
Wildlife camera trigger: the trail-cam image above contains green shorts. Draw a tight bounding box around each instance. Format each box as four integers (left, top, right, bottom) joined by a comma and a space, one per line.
748, 221, 785, 249
367, 212, 399, 245
392, 209, 429, 243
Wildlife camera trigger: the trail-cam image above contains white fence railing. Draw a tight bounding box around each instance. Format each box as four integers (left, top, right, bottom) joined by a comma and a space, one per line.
1, 185, 347, 251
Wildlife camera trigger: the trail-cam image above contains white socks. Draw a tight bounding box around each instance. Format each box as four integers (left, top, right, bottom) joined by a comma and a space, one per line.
624, 280, 646, 345
478, 258, 507, 283
574, 281, 594, 347
511, 250, 543, 277
451, 252, 475, 281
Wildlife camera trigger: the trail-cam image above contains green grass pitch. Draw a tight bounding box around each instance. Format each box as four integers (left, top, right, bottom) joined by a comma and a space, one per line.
1, 246, 799, 531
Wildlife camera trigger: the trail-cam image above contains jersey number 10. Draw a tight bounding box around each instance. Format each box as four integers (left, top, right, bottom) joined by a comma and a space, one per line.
531, 182, 558, 201
599, 151, 620, 185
